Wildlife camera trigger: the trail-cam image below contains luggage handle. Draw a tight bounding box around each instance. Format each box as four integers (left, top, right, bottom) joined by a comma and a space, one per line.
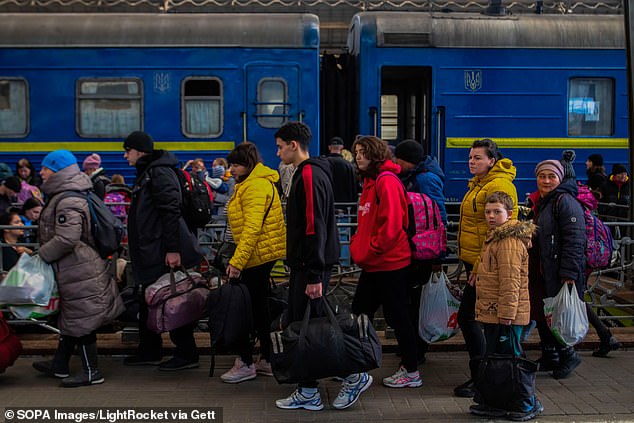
169, 267, 207, 296
299, 298, 342, 345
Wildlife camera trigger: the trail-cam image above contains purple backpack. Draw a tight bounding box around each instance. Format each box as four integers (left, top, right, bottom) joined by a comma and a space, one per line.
583, 208, 614, 270
576, 183, 614, 270
557, 184, 614, 270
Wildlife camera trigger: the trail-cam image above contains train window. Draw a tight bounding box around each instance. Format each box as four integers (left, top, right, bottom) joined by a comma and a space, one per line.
568, 78, 614, 136
182, 77, 222, 137
77, 79, 142, 137
257, 79, 287, 128
0, 78, 28, 137
380, 95, 398, 141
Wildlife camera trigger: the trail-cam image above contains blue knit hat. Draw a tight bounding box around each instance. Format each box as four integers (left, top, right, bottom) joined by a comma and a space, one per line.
41, 149, 77, 172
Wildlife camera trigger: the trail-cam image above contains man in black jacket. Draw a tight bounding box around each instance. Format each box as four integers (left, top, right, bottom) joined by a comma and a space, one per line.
122, 131, 203, 371
274, 122, 372, 411
324, 136, 358, 207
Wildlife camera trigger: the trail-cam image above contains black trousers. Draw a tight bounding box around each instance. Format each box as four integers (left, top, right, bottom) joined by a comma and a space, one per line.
237, 260, 276, 365
352, 267, 418, 372
407, 261, 433, 358
138, 287, 197, 361
62, 331, 97, 346
457, 262, 486, 360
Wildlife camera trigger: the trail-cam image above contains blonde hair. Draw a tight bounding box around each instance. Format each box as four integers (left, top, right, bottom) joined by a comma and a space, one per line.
213, 157, 228, 168
111, 174, 125, 184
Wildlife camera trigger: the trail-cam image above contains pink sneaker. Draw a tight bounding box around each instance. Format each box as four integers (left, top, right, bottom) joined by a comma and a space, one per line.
220, 358, 256, 383
254, 358, 273, 376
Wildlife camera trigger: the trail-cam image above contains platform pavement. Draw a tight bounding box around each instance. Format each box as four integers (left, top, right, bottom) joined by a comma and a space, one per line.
2, 350, 633, 423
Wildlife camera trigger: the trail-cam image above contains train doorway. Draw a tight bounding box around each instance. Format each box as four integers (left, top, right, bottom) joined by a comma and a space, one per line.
380, 66, 432, 152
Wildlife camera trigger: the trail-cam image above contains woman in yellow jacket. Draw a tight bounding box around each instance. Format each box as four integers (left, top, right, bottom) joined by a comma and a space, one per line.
221, 142, 286, 384
454, 139, 518, 398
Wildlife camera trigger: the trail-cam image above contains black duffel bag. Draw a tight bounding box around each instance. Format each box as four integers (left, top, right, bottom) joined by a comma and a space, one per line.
470, 353, 538, 411
269, 299, 382, 384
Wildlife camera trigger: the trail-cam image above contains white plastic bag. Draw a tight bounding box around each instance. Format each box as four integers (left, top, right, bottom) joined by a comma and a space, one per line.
10, 284, 60, 319
543, 283, 588, 346
418, 271, 461, 343
0, 254, 56, 306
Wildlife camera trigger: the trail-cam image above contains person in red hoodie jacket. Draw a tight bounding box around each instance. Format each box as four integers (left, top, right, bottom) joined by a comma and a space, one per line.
350, 135, 422, 389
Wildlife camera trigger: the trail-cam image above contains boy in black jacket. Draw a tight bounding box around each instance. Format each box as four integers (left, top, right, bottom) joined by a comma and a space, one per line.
274, 122, 372, 411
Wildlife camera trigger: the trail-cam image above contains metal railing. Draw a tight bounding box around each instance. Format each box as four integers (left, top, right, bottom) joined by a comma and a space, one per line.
1, 208, 632, 328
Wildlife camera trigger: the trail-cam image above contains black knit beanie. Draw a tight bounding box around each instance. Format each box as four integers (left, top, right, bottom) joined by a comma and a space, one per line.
611, 163, 627, 175
394, 140, 425, 165
2, 176, 21, 193
123, 131, 154, 153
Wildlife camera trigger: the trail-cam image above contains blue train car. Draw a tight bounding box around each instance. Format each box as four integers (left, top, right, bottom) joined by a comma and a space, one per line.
0, 13, 320, 182
347, 12, 627, 200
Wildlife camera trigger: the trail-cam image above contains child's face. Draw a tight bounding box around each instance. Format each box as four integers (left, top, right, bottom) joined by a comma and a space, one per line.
484, 202, 511, 229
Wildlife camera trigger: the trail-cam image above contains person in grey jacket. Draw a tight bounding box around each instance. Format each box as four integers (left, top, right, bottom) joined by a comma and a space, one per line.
32, 149, 124, 387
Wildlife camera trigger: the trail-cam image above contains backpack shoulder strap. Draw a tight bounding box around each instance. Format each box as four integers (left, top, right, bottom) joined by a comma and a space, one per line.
374, 171, 405, 205
51, 190, 91, 243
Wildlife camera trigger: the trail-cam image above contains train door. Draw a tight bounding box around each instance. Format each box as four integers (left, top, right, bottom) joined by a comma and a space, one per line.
380, 66, 432, 153
245, 64, 299, 166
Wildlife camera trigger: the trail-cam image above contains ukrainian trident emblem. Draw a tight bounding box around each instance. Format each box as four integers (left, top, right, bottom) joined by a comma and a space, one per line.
464, 70, 482, 92
154, 72, 170, 93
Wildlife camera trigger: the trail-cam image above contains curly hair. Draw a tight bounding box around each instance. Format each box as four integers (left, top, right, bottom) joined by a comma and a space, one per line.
352, 135, 390, 179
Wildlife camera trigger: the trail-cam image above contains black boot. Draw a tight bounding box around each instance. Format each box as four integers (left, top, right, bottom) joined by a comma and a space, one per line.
61, 342, 104, 387
552, 345, 581, 379
32, 336, 74, 378
535, 344, 559, 372
592, 335, 621, 358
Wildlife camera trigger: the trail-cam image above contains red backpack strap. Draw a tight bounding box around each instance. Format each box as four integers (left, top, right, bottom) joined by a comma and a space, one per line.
181, 170, 194, 191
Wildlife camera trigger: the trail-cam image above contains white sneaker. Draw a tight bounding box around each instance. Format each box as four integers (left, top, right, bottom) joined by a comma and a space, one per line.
254, 358, 273, 376
332, 373, 373, 410
275, 388, 324, 411
382, 367, 423, 388
220, 358, 256, 384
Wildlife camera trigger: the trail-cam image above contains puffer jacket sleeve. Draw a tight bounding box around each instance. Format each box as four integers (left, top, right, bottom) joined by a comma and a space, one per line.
556, 194, 586, 283
229, 180, 271, 270
496, 237, 524, 321
38, 198, 85, 264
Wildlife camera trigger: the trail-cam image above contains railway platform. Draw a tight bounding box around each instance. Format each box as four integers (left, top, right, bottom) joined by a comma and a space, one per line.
3, 348, 633, 423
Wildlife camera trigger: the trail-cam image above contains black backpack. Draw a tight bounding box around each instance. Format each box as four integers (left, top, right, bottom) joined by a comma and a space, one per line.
56, 190, 125, 259
173, 169, 213, 229
207, 280, 253, 376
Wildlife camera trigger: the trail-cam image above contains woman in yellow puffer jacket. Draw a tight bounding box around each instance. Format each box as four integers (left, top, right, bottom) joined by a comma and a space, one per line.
221, 142, 286, 384
454, 139, 518, 398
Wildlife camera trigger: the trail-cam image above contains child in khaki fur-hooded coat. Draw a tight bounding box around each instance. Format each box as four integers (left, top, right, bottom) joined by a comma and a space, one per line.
471, 191, 539, 419
475, 191, 536, 352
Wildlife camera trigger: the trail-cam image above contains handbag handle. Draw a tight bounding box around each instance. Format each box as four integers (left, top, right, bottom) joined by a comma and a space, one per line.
169, 267, 204, 295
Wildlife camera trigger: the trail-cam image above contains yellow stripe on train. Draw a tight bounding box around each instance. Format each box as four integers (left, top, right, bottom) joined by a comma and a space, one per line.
0, 141, 236, 152
446, 138, 629, 149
